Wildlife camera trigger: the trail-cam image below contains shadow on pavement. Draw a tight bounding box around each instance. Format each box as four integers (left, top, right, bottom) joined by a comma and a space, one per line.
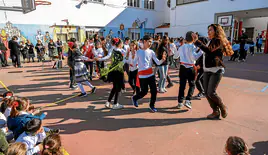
44, 105, 206, 133
250, 141, 268, 155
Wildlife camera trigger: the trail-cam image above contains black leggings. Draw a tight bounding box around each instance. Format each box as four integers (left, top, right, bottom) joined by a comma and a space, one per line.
108, 71, 124, 104
108, 82, 120, 105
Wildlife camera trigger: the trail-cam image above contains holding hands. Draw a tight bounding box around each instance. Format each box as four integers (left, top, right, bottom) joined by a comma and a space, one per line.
162, 52, 167, 61
192, 33, 198, 42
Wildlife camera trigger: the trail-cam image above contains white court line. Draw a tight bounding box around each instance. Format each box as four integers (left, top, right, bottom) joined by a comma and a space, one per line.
261, 85, 268, 92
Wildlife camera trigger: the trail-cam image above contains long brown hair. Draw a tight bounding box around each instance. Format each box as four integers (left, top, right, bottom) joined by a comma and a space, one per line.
130, 40, 138, 51
42, 134, 63, 155
6, 142, 27, 155
10, 99, 29, 118
208, 24, 234, 56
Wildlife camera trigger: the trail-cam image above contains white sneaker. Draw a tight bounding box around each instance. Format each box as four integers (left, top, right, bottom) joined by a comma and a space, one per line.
178, 103, 184, 109
163, 88, 167, 92
112, 103, 124, 109
105, 102, 111, 108
158, 89, 165, 93
184, 100, 192, 109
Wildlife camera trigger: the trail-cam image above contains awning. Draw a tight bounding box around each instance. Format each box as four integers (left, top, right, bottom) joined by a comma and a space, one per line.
156, 23, 170, 29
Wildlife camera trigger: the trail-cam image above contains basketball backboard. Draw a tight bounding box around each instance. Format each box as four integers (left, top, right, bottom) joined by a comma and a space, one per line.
217, 15, 233, 27
0, 0, 36, 14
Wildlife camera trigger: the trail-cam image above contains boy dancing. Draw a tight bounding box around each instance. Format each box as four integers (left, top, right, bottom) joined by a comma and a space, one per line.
131, 35, 166, 112
173, 31, 203, 109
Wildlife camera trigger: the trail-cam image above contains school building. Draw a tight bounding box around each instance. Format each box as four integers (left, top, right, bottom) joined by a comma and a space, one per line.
0, 0, 170, 46
0, 0, 267, 49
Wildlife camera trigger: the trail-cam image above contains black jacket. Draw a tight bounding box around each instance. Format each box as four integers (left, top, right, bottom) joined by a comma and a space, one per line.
8, 40, 21, 56
156, 44, 168, 66
194, 38, 225, 68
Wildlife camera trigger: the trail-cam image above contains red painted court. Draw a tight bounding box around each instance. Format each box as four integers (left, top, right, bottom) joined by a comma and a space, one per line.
1, 54, 268, 155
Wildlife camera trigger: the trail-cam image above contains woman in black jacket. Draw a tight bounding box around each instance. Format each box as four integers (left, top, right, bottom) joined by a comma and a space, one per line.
193, 24, 234, 119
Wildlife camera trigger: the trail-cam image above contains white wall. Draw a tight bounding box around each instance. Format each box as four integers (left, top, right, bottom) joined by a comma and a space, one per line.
0, 0, 165, 29
243, 17, 268, 39
163, 1, 170, 24
168, 0, 268, 37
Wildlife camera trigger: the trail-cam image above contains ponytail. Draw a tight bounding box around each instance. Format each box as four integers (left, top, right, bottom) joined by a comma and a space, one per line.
10, 99, 28, 118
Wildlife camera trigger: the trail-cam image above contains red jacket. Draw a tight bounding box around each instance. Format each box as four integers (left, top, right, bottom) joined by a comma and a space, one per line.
82, 45, 94, 59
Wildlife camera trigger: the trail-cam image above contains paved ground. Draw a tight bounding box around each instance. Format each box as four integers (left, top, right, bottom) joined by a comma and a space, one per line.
1, 54, 268, 155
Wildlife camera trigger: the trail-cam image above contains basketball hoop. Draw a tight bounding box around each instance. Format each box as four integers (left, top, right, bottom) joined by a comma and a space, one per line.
35, 0, 51, 6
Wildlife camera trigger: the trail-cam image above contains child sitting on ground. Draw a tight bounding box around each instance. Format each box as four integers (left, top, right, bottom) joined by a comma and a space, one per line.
7, 99, 58, 139
43, 134, 70, 155
225, 136, 249, 155
16, 118, 46, 155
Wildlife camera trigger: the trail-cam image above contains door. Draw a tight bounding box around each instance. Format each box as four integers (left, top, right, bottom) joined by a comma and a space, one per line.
245, 27, 254, 39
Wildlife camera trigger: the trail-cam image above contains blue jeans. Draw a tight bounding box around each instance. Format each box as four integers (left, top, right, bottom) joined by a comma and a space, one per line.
157, 65, 168, 90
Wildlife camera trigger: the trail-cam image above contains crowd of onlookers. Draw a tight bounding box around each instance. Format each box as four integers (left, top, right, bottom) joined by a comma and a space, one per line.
0, 36, 64, 69
0, 91, 68, 155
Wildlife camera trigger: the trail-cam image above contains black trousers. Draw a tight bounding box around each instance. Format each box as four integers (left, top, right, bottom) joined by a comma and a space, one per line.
85, 62, 93, 77
133, 75, 157, 107
195, 69, 204, 94
128, 69, 140, 94
239, 50, 247, 60
250, 47, 254, 55
257, 44, 262, 53
0, 53, 5, 67
69, 65, 75, 87
230, 51, 239, 61
203, 70, 225, 112
12, 54, 21, 67
97, 61, 104, 71
178, 65, 195, 103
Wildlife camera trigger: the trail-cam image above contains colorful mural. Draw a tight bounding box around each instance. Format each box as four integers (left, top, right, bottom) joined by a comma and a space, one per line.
0, 21, 155, 56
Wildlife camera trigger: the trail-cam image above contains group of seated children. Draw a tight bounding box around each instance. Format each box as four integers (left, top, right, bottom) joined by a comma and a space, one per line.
0, 91, 68, 155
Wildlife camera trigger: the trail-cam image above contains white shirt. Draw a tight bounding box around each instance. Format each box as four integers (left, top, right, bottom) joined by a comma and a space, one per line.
173, 43, 203, 68
135, 48, 163, 78
125, 51, 138, 71
4, 107, 11, 118
123, 44, 130, 53
203, 54, 225, 73
99, 45, 115, 61
16, 131, 46, 155
93, 48, 104, 58
169, 43, 177, 56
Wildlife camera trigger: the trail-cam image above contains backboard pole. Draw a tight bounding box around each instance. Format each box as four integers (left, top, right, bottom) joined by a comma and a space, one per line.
0, 6, 23, 12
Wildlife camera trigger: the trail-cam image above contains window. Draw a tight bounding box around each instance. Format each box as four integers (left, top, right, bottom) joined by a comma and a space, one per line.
144, 0, 154, 9
69, 33, 79, 41
176, 0, 207, 5
127, 0, 140, 7
57, 34, 67, 43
